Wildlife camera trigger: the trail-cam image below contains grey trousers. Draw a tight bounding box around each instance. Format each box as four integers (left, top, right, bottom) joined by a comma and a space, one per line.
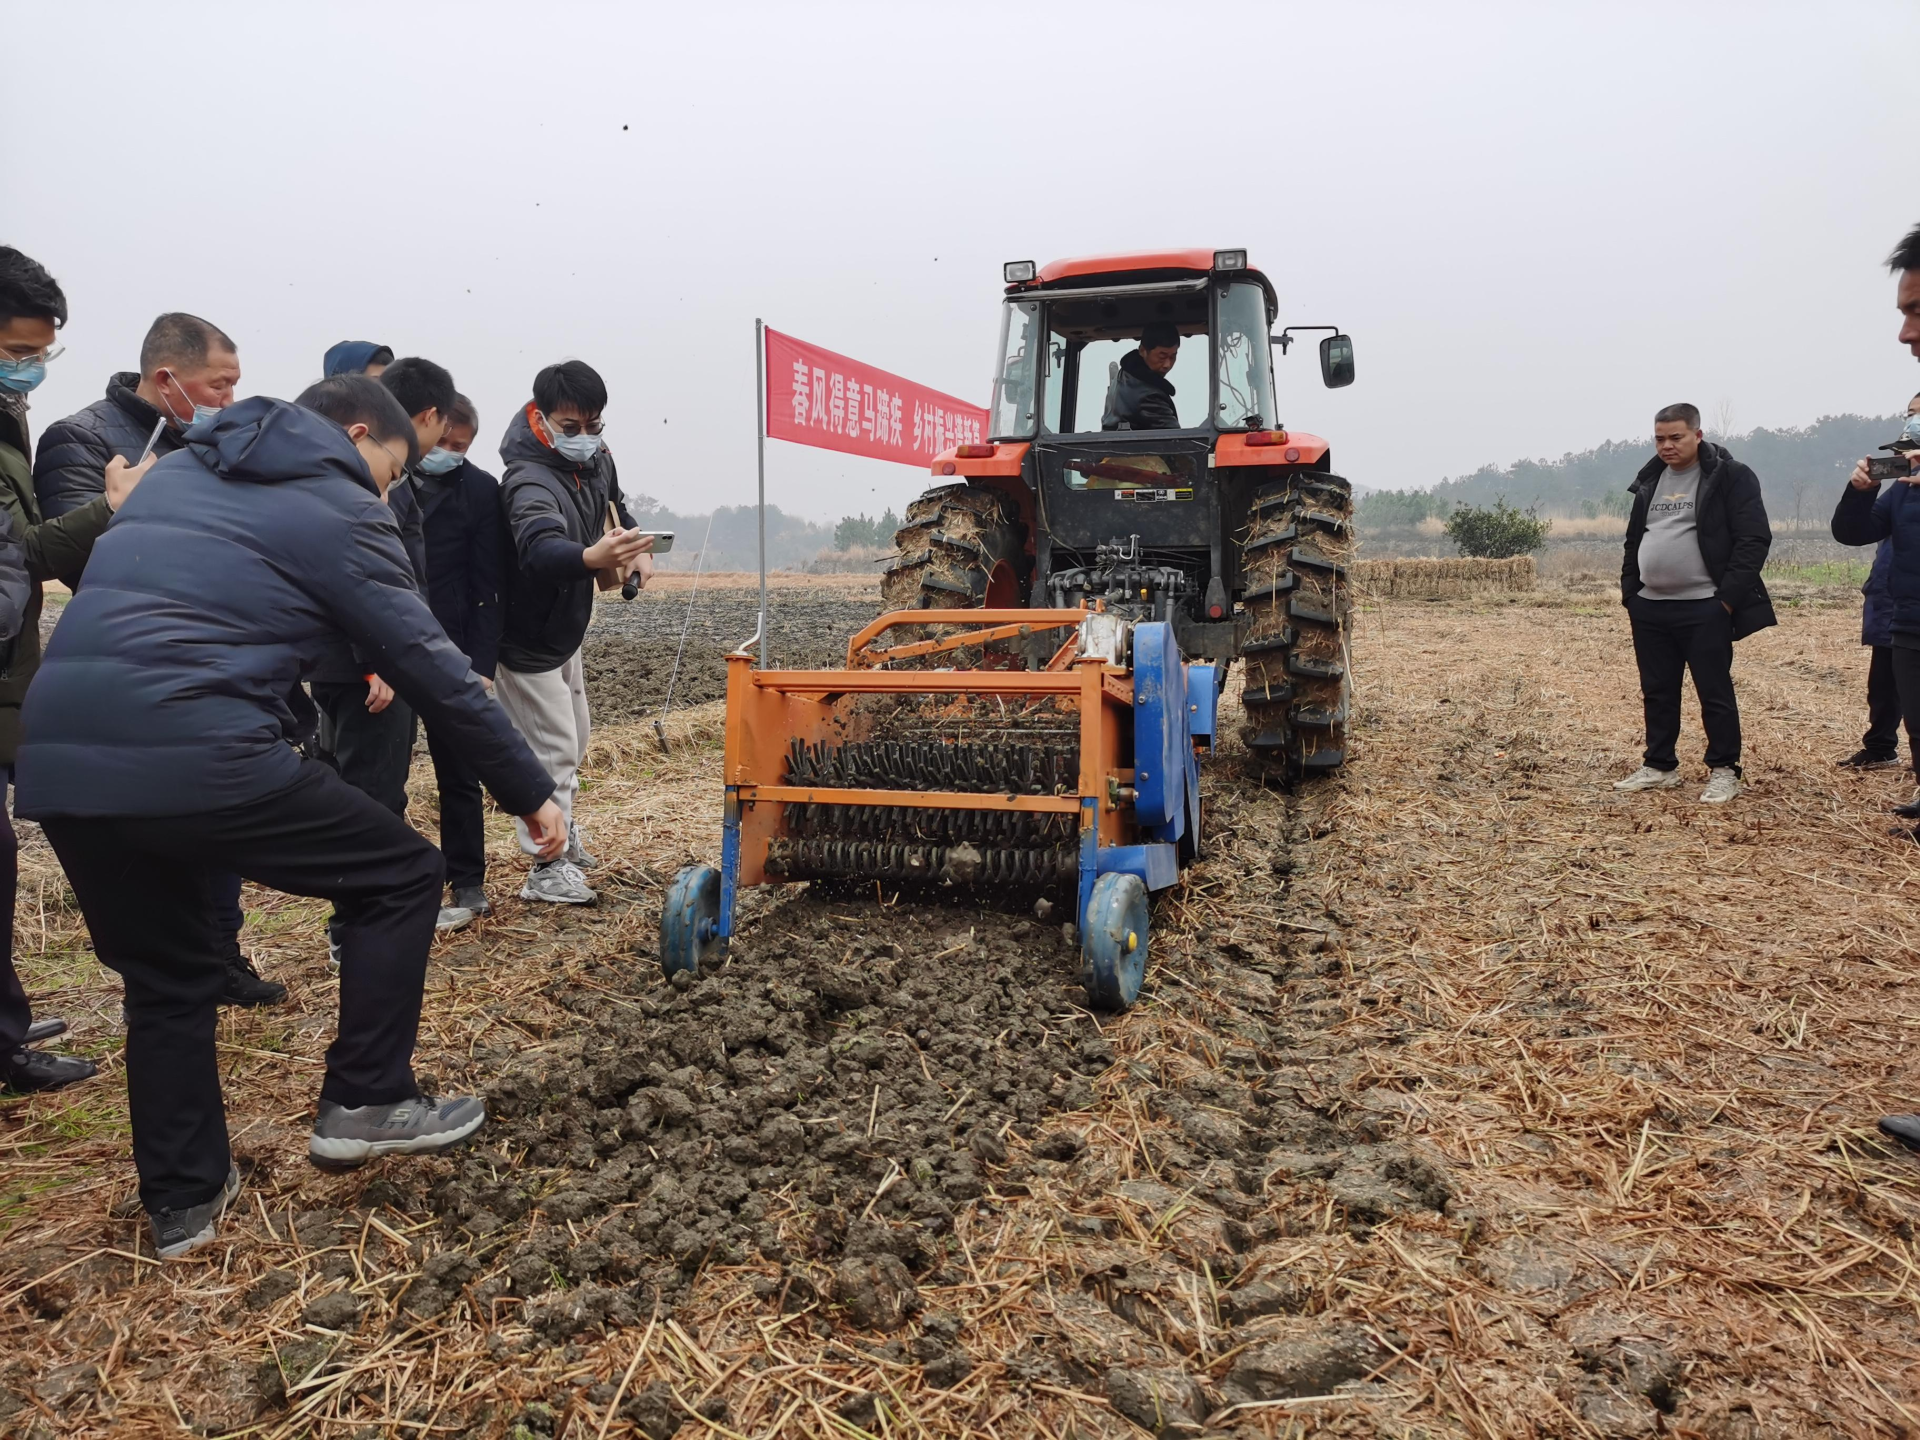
494, 651, 588, 856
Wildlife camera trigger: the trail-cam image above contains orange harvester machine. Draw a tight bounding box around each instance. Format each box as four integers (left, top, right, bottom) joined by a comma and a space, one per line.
659, 607, 1219, 1010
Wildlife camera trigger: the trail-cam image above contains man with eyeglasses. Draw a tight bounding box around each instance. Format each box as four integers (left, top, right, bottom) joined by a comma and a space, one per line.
0, 245, 153, 1093
15, 376, 566, 1257
496, 359, 651, 905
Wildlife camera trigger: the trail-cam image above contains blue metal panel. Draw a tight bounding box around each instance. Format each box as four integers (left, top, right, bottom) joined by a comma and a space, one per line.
1185, 662, 1218, 751
1096, 842, 1181, 892
1131, 622, 1186, 829
718, 791, 743, 940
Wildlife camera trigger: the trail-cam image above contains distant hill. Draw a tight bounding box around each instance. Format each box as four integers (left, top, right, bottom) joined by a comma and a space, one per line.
1360, 413, 1904, 531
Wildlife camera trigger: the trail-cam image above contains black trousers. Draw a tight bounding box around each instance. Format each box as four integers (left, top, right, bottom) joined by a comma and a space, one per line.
42, 762, 444, 1213
0, 783, 24, 1055
1628, 595, 1741, 772
313, 680, 417, 817
1891, 646, 1920, 782
425, 724, 487, 891
1864, 644, 1909, 760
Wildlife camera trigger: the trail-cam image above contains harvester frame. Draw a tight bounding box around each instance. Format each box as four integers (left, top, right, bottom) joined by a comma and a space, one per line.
662, 608, 1218, 1010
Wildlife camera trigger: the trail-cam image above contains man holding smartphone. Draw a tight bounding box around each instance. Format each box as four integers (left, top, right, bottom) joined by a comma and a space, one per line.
496, 360, 651, 906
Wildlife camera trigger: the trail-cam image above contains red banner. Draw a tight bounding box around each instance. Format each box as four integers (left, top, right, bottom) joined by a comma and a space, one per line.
765, 326, 987, 466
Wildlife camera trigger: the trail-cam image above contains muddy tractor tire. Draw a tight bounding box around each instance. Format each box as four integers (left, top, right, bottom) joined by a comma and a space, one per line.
881, 483, 1025, 612
1238, 472, 1354, 780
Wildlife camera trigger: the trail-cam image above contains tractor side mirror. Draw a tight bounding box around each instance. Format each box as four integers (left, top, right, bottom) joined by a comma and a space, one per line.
1320, 334, 1355, 389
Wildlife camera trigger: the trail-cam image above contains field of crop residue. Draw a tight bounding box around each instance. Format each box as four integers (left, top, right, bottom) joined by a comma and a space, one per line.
5, 576, 1920, 1438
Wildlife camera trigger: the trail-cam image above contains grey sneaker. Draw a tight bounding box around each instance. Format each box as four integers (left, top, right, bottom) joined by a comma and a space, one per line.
565, 822, 598, 869
435, 905, 475, 932
451, 885, 491, 918
309, 1094, 486, 1172
1700, 767, 1743, 804
1613, 765, 1684, 792
520, 859, 596, 905
148, 1164, 241, 1260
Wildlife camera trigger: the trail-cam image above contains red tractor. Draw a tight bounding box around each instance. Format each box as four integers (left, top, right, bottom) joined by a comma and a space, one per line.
884, 247, 1357, 778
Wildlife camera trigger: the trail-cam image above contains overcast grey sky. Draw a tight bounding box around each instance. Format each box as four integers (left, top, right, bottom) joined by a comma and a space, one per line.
9, 1, 1920, 522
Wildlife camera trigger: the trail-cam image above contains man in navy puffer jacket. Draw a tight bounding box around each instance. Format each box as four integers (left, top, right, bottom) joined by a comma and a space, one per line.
15, 379, 565, 1259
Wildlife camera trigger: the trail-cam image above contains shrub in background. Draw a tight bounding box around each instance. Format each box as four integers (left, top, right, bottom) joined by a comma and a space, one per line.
1444, 500, 1551, 558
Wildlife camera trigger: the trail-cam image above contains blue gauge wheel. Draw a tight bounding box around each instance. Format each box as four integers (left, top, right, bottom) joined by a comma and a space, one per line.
660, 865, 722, 980
1082, 871, 1149, 1011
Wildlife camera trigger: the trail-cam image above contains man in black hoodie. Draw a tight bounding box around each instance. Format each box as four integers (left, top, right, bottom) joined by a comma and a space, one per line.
1613, 402, 1775, 804
16, 378, 564, 1259
1102, 323, 1183, 431
496, 360, 651, 905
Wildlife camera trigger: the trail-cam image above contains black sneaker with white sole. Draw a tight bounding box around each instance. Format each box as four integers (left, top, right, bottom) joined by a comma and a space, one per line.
451, 885, 491, 919
148, 1164, 241, 1260
308, 1094, 486, 1171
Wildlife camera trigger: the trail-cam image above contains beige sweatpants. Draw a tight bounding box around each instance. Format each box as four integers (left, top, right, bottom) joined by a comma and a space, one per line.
494, 650, 590, 856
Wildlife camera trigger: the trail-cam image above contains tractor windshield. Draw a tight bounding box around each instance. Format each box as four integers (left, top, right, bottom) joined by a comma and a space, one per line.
989, 300, 1042, 440
1214, 281, 1277, 430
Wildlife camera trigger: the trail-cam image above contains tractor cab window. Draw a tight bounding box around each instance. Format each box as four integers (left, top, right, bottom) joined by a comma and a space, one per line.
990, 300, 1041, 440
1039, 284, 1213, 435
1214, 282, 1277, 430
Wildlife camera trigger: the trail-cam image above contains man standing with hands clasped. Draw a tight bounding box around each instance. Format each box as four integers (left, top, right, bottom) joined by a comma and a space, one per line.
1612, 402, 1775, 804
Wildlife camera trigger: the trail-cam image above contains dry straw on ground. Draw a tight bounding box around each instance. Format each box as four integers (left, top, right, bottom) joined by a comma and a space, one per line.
1349, 557, 1536, 600
4, 581, 1920, 1438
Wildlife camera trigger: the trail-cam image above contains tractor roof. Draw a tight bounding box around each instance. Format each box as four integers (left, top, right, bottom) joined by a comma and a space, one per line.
1009, 248, 1275, 318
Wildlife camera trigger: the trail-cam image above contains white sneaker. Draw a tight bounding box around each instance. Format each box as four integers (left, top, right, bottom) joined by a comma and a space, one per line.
1613, 765, 1684, 792
435, 905, 476, 933
1700, 767, 1743, 804
520, 860, 597, 905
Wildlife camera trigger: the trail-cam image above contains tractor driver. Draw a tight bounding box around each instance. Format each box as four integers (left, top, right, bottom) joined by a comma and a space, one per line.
1102, 322, 1181, 431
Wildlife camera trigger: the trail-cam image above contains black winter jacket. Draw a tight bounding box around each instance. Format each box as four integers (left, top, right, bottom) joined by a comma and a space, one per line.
1832, 478, 1920, 643
308, 468, 430, 686
421, 457, 506, 679
33, 371, 185, 526
14, 398, 552, 821
1622, 442, 1776, 640
498, 403, 633, 674
1101, 349, 1180, 432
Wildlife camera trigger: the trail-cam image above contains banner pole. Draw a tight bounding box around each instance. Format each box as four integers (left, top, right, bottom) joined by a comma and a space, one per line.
755, 317, 768, 669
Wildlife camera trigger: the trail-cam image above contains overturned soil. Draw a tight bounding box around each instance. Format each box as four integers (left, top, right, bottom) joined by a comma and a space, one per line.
582, 579, 882, 724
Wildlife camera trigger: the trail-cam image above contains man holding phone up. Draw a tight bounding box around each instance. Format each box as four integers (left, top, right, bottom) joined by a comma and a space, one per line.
496, 360, 652, 906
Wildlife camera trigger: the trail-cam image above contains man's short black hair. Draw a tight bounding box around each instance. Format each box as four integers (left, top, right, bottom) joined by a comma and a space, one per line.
1654, 402, 1701, 429
1889, 224, 1920, 273
533, 359, 608, 416
448, 392, 479, 433
295, 375, 422, 466
139, 313, 236, 377
378, 357, 455, 422
1140, 322, 1181, 351
0, 247, 68, 330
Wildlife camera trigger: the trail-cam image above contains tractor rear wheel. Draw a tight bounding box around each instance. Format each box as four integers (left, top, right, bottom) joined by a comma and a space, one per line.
881, 483, 1024, 612
1238, 472, 1354, 780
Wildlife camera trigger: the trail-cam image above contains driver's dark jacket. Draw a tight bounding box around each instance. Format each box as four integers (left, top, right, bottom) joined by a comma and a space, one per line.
1102, 349, 1179, 431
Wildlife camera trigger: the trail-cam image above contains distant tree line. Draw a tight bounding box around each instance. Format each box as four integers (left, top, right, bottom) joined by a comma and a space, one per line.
1358, 412, 1905, 532
832, 509, 901, 550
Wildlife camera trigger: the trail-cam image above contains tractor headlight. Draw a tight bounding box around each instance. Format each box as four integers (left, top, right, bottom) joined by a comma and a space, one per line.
1213, 249, 1247, 271
1003, 260, 1036, 284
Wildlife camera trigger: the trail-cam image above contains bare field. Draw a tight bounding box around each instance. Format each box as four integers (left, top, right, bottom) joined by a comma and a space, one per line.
4, 584, 1920, 1438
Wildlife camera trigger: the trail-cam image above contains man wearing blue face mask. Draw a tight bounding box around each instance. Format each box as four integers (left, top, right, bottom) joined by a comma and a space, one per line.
496, 360, 652, 906
35, 312, 241, 527
0, 246, 153, 1091
416, 393, 506, 930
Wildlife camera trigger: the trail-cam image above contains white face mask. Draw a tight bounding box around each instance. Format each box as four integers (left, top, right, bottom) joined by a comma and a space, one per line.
551, 429, 603, 464
162, 369, 221, 429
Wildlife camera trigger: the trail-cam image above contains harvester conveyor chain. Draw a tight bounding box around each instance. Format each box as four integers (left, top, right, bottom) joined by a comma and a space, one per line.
765, 837, 1079, 887
786, 738, 1080, 796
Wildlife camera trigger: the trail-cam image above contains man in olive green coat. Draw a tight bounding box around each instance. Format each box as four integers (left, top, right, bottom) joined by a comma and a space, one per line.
0, 246, 149, 1091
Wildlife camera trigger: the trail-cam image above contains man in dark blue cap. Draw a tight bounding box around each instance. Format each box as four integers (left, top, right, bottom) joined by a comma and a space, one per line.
323, 341, 394, 379
16, 376, 565, 1259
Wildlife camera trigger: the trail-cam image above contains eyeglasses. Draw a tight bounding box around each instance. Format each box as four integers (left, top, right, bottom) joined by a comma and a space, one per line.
0, 343, 63, 365
543, 413, 605, 438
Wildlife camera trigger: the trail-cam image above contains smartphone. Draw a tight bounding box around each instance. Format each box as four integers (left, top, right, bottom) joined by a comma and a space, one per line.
635, 531, 675, 553
1868, 455, 1915, 482
136, 417, 167, 463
